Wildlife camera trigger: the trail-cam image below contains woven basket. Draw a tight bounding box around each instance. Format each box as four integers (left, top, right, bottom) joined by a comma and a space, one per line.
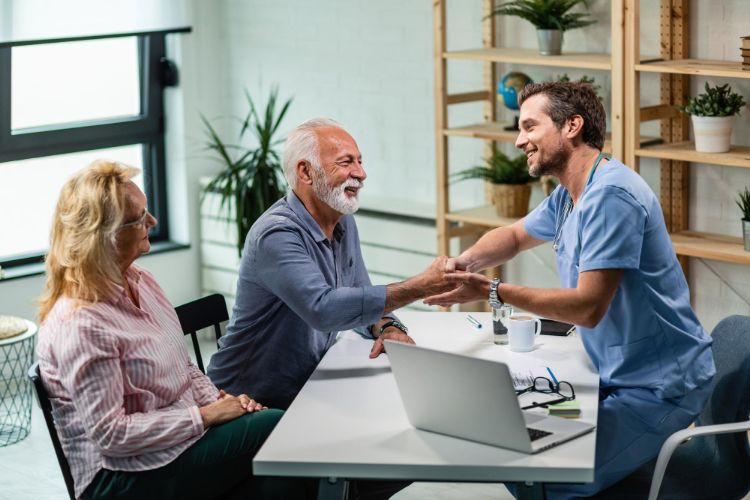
492, 183, 532, 218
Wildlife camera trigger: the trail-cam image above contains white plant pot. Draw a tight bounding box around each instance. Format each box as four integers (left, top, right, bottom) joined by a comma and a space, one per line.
691, 115, 733, 153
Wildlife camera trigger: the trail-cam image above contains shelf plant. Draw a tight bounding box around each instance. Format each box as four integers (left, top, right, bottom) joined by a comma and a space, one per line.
556, 73, 601, 95
453, 149, 534, 217
678, 82, 746, 153
201, 87, 292, 256
490, 0, 597, 55
736, 187, 750, 252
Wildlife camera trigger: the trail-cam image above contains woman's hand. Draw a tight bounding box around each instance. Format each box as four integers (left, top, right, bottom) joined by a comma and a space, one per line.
199, 390, 267, 428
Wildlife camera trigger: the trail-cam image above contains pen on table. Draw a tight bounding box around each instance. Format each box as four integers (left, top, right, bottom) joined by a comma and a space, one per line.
546, 367, 560, 385
466, 314, 482, 330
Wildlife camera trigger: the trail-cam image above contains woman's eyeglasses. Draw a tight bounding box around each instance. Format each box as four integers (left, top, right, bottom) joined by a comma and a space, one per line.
119, 210, 151, 230
515, 376, 575, 410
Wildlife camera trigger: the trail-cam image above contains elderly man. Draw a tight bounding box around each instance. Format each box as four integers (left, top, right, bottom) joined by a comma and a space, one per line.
426, 82, 715, 498
207, 118, 459, 411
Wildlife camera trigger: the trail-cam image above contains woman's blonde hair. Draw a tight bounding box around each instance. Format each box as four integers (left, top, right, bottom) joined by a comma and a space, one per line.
38, 160, 140, 323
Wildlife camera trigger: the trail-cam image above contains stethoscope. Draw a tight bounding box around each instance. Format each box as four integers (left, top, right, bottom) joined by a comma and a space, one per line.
551, 151, 607, 253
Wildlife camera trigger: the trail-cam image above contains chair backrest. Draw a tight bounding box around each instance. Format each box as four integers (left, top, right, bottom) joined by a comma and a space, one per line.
175, 293, 229, 373
692, 315, 750, 468
27, 362, 76, 500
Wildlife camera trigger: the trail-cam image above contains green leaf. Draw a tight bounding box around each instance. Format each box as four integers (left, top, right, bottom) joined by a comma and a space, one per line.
452, 149, 534, 185
490, 0, 596, 31
200, 87, 292, 256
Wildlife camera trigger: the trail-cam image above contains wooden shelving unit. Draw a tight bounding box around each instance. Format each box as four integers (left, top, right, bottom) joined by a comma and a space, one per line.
670, 232, 750, 266
433, 0, 624, 259
635, 59, 750, 79
625, 0, 750, 267
445, 48, 612, 70
636, 142, 750, 169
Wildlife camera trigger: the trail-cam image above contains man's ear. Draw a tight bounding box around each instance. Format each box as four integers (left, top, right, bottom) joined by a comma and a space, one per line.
296, 160, 314, 186
565, 115, 585, 141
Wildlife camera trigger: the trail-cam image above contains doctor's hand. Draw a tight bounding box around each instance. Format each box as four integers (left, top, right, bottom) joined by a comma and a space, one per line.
370, 329, 416, 358
423, 272, 491, 307
415, 256, 472, 296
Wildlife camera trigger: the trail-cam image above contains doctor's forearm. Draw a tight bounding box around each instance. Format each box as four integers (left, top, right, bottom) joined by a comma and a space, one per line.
499, 283, 604, 328
459, 226, 520, 272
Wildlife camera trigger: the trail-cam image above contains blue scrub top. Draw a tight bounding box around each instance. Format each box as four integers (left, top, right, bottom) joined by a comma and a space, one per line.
524, 158, 715, 398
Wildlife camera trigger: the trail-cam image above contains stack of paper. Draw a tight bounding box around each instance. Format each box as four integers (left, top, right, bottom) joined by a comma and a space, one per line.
548, 400, 581, 419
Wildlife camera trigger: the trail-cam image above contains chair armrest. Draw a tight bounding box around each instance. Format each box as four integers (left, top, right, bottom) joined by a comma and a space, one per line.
648, 419, 750, 500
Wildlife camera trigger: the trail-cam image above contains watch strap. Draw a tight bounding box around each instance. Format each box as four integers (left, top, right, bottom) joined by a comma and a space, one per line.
489, 278, 503, 309
379, 319, 408, 336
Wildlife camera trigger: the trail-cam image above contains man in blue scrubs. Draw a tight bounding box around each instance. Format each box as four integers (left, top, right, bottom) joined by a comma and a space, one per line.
426, 82, 715, 498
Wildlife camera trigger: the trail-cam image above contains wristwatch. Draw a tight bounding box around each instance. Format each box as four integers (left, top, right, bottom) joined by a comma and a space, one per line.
379, 319, 409, 336
489, 278, 504, 309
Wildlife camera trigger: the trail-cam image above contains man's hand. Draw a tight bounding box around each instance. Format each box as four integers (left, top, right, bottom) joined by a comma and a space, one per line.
200, 390, 267, 428
423, 271, 491, 307
369, 328, 416, 358
415, 256, 470, 296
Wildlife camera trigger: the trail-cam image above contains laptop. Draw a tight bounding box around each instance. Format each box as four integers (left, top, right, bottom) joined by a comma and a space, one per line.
384, 340, 595, 454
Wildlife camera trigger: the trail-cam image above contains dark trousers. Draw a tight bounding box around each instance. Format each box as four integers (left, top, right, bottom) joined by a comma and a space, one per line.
83, 409, 311, 500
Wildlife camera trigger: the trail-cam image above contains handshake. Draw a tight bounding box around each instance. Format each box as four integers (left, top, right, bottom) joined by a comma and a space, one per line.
408, 255, 494, 308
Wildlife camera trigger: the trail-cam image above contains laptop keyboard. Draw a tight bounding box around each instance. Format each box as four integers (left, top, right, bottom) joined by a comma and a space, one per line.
527, 427, 553, 442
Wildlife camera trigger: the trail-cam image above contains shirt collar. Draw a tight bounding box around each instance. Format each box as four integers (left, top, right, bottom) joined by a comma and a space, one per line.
286, 191, 346, 243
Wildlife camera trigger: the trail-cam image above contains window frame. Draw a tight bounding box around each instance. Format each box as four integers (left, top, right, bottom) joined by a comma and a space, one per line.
0, 27, 190, 268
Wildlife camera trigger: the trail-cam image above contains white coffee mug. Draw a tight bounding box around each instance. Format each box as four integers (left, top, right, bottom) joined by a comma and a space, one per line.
508, 315, 541, 352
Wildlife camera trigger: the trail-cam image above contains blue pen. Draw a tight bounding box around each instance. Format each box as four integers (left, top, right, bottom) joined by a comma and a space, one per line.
466, 314, 482, 330
546, 367, 560, 385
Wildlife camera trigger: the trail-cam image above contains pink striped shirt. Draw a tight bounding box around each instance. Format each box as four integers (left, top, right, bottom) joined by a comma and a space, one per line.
36, 265, 219, 499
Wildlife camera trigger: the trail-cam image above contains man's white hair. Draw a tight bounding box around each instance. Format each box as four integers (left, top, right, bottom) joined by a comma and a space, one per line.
282, 117, 343, 189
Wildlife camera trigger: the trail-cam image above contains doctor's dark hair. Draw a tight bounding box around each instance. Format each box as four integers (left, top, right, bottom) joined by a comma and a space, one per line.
518, 81, 606, 151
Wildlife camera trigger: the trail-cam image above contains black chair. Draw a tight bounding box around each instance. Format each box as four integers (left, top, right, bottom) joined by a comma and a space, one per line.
175, 293, 229, 373
594, 314, 750, 499
27, 362, 76, 500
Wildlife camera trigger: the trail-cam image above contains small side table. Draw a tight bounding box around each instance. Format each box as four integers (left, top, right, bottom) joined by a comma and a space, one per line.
0, 319, 38, 447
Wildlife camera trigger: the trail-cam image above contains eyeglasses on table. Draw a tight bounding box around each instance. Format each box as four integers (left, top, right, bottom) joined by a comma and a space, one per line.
515, 376, 576, 410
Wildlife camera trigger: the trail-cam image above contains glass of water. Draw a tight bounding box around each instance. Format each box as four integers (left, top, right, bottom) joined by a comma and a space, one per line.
492, 304, 514, 345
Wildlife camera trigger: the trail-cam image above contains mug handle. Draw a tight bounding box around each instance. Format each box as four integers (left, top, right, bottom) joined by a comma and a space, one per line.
533, 318, 542, 336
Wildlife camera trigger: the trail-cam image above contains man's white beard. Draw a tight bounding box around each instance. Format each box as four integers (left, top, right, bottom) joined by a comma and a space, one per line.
312, 173, 362, 215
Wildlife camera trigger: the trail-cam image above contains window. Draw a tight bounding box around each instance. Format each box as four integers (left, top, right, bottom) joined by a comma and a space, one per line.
0, 28, 189, 268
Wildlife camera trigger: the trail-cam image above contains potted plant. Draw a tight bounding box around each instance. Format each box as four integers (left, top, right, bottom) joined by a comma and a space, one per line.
679, 82, 746, 153
556, 73, 601, 95
201, 87, 292, 256
490, 0, 597, 55
736, 187, 750, 251
453, 149, 534, 218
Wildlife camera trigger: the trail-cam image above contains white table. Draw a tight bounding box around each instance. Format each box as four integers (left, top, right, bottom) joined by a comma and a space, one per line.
254, 311, 599, 498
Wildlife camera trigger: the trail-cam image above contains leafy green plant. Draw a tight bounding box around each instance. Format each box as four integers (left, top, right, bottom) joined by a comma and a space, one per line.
201, 87, 292, 256
490, 0, 597, 31
737, 187, 750, 221
556, 73, 601, 94
453, 149, 533, 185
679, 82, 746, 117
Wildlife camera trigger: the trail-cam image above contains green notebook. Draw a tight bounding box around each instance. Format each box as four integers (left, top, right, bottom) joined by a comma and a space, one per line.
548, 400, 581, 418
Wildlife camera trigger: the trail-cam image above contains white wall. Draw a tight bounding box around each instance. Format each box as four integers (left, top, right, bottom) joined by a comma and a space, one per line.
2, 0, 749, 332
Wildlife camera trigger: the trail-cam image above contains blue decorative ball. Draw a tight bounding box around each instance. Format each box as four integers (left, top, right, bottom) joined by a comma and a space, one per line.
498, 72, 533, 111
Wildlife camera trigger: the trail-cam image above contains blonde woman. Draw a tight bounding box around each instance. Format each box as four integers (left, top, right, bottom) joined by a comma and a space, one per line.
36, 160, 308, 500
